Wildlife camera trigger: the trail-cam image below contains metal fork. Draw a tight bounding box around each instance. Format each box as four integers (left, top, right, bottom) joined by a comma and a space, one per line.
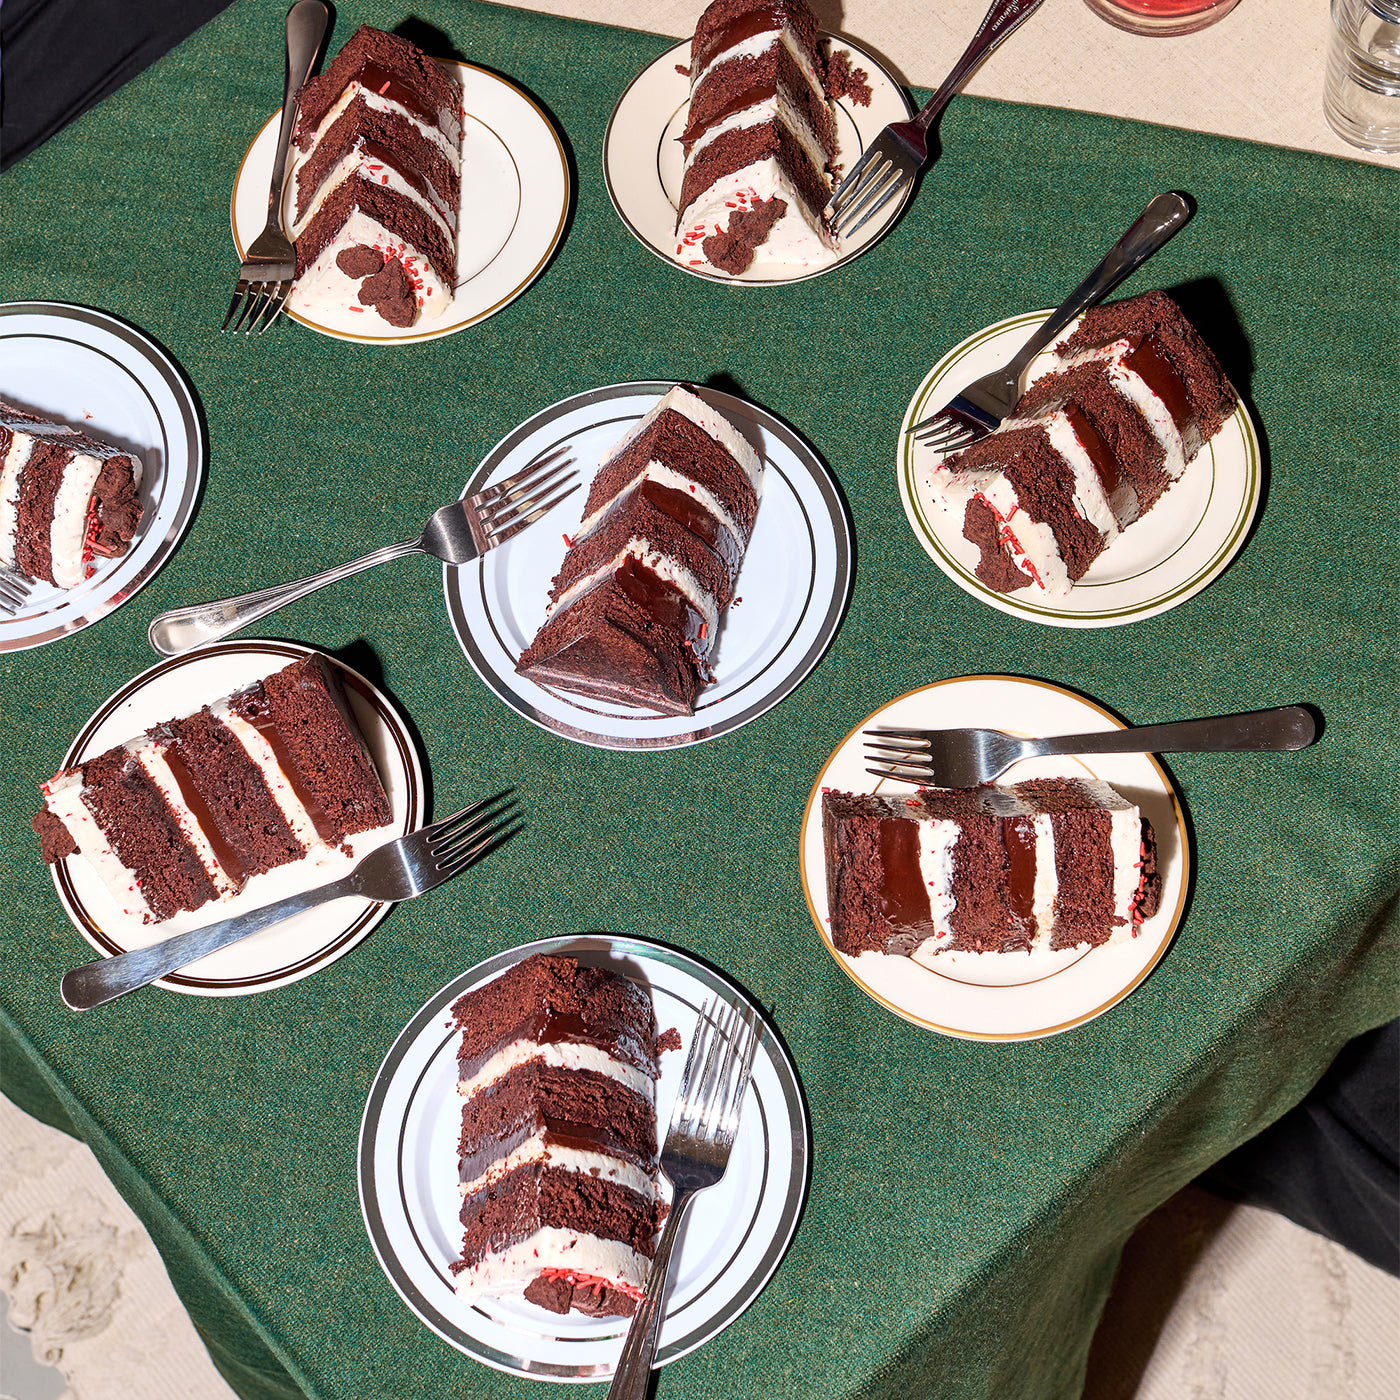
147, 447, 578, 655
0, 567, 31, 615
606, 998, 761, 1400
221, 0, 329, 334
909, 192, 1193, 452
828, 0, 1046, 239
60, 793, 517, 1009
864, 706, 1318, 788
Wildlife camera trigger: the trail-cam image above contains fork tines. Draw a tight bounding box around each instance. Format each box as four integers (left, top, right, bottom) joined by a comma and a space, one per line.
863, 729, 933, 784
670, 999, 761, 1144
828, 149, 907, 240
908, 400, 997, 452
221, 276, 294, 335
427, 791, 520, 874
469, 446, 579, 548
0, 568, 31, 615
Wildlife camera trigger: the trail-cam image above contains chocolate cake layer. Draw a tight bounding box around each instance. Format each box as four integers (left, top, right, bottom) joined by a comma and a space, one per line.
823, 779, 1160, 959
293, 176, 454, 288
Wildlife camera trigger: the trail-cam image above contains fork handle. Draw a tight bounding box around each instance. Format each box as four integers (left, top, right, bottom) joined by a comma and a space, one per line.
606, 1188, 696, 1400
1005, 192, 1194, 378
1021, 706, 1318, 762
147, 535, 422, 656
264, 1, 330, 232
914, 0, 1048, 133
59, 870, 357, 1010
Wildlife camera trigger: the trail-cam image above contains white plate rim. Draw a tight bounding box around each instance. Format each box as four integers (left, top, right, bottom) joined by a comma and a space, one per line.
443, 380, 853, 750
230, 60, 569, 344
603, 34, 915, 286
47, 639, 424, 995
798, 675, 1191, 1041
0, 301, 204, 653
896, 309, 1262, 627
357, 932, 811, 1380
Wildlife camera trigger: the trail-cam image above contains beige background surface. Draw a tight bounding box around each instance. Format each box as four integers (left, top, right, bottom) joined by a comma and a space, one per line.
483, 0, 1400, 166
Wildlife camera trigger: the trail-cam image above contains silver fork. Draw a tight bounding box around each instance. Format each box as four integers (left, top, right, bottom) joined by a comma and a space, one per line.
60, 793, 517, 1009
147, 447, 578, 655
0, 567, 31, 615
221, 0, 329, 334
864, 706, 1318, 788
909, 192, 1193, 452
828, 0, 1047, 239
606, 998, 761, 1400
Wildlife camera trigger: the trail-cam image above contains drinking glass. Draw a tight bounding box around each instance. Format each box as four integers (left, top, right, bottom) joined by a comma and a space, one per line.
1081, 0, 1241, 37
1325, 0, 1400, 151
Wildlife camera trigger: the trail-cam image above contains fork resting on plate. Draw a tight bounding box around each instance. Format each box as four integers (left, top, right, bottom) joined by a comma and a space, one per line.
221, 0, 329, 334
147, 447, 577, 655
605, 1000, 760, 1400
828, 0, 1047, 238
908, 191, 1194, 452
61, 793, 517, 1009
865, 705, 1318, 788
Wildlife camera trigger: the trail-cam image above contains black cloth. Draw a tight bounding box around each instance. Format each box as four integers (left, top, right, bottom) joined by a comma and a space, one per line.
1, 0, 234, 171
1202, 1019, 1400, 1276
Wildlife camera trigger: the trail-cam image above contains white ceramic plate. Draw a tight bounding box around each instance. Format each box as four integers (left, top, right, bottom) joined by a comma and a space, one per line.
48, 640, 424, 996
231, 61, 568, 343
799, 676, 1190, 1040
0, 303, 204, 653
445, 381, 852, 749
896, 310, 1262, 627
359, 934, 810, 1381
604, 36, 914, 285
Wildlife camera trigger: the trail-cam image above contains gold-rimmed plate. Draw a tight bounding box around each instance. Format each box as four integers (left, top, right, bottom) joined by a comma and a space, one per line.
799, 676, 1190, 1040
231, 62, 567, 343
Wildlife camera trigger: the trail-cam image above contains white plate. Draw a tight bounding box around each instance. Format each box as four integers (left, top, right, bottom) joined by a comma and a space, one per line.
604, 36, 914, 285
359, 934, 810, 1381
445, 381, 852, 750
896, 310, 1262, 627
231, 61, 568, 343
49, 640, 424, 996
799, 676, 1190, 1040
0, 302, 204, 653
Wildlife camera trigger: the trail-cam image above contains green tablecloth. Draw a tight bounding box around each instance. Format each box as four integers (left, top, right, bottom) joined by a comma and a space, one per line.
2, 3, 1397, 1397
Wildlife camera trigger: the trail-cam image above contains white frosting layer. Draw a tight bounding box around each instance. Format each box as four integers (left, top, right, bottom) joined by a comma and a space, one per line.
457, 1038, 653, 1102
208, 698, 320, 852
1030, 813, 1058, 939
292, 148, 455, 244
300, 82, 461, 175
916, 818, 960, 941
676, 159, 836, 272
48, 450, 105, 587
1060, 339, 1188, 480
550, 536, 720, 642
455, 1227, 649, 1303
575, 460, 746, 555
289, 209, 450, 321
692, 25, 823, 102
1107, 803, 1146, 937
939, 467, 1073, 598
127, 738, 239, 898
0, 429, 36, 569
458, 1132, 659, 1203
40, 771, 153, 923
687, 82, 829, 177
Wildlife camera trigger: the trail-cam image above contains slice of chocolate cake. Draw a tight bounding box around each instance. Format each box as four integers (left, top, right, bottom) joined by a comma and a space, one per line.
675, 0, 841, 275
0, 402, 143, 587
516, 385, 763, 715
290, 25, 462, 325
450, 954, 669, 1317
33, 654, 392, 925
934, 290, 1238, 597
823, 778, 1161, 958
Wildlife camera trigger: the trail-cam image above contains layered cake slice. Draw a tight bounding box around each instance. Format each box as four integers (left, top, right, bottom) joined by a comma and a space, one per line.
450, 954, 669, 1317
516, 384, 763, 715
823, 778, 1161, 958
935, 290, 1238, 598
0, 402, 143, 587
675, 0, 844, 275
33, 654, 392, 924
291, 25, 463, 326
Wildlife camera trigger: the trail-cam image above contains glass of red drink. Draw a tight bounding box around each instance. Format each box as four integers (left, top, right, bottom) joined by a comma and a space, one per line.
1082, 0, 1241, 37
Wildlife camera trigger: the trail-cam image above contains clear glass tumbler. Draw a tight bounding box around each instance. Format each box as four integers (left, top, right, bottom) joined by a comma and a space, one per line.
1325, 0, 1400, 152
1080, 0, 1241, 38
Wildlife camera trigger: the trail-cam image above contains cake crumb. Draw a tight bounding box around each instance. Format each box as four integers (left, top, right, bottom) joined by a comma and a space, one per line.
826, 48, 871, 106
656, 1027, 683, 1054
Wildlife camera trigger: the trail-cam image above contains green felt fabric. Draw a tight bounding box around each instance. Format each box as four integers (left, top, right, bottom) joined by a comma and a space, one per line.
1, 3, 1397, 1399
